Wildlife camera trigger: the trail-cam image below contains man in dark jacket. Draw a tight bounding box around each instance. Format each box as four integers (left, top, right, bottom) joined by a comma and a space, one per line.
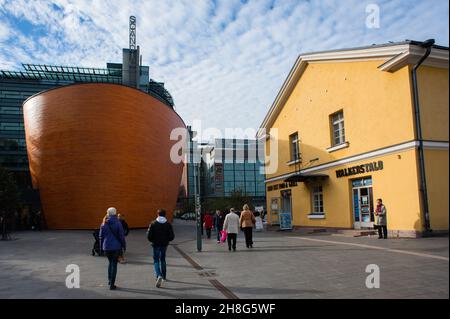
213, 210, 225, 243
147, 209, 175, 288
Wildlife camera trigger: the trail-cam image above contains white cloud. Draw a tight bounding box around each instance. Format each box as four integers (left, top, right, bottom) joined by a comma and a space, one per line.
0, 0, 448, 136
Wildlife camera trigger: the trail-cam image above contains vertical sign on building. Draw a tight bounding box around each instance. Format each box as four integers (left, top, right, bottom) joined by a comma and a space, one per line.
214, 163, 224, 194
129, 16, 136, 50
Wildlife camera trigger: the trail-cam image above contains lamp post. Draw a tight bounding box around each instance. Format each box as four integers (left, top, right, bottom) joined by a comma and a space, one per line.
190, 130, 202, 252
194, 160, 202, 252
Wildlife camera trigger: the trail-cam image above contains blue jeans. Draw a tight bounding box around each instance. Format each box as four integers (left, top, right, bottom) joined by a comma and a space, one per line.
153, 245, 168, 279
216, 226, 222, 241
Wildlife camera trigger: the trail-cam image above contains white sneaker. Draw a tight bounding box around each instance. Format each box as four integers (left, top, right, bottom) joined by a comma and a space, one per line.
156, 276, 163, 288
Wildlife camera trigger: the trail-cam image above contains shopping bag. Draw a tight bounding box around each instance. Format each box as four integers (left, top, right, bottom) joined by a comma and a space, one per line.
220, 230, 227, 242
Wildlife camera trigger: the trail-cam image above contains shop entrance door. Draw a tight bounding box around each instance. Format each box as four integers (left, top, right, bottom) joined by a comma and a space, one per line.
352, 177, 374, 229
280, 189, 293, 230
269, 197, 280, 225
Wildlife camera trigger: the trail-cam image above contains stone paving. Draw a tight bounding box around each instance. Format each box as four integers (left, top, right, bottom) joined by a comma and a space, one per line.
0, 220, 448, 299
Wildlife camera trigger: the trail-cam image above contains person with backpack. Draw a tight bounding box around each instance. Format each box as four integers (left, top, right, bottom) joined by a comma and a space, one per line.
117, 213, 129, 263
99, 207, 126, 290
146, 209, 175, 288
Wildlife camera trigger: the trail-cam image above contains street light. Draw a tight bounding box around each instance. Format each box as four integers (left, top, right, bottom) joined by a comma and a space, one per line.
191, 131, 202, 252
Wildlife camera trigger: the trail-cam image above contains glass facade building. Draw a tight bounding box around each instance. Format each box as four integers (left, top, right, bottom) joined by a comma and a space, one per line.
205, 139, 265, 198
0, 61, 174, 190
185, 138, 266, 207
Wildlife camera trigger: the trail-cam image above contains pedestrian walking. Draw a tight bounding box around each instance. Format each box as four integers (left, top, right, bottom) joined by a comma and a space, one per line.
34, 210, 42, 231
117, 213, 129, 263
239, 204, 256, 248
99, 207, 126, 290
223, 208, 240, 252
203, 211, 213, 239
375, 199, 388, 239
213, 210, 225, 243
146, 209, 175, 288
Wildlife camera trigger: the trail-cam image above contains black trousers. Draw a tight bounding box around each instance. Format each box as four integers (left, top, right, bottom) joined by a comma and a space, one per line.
377, 225, 388, 238
206, 228, 212, 239
243, 227, 253, 247
227, 233, 237, 251
105, 250, 120, 286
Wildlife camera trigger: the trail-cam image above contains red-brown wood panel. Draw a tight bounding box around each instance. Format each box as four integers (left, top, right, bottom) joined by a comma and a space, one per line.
23, 83, 185, 229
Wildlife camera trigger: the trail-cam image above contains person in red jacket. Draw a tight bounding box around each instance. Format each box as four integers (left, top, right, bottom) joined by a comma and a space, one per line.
203, 212, 214, 239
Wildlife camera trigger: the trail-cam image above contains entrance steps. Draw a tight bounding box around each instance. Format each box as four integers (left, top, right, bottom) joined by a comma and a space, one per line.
334, 229, 378, 237
265, 225, 378, 237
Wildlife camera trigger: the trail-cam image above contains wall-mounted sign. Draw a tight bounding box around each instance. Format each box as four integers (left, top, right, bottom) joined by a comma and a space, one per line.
279, 213, 293, 230
281, 189, 292, 198
214, 163, 224, 193
267, 181, 298, 192
270, 198, 279, 210
336, 161, 383, 178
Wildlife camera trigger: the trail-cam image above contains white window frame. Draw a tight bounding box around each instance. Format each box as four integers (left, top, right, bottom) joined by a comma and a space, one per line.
289, 132, 300, 162
312, 185, 324, 214
331, 111, 345, 146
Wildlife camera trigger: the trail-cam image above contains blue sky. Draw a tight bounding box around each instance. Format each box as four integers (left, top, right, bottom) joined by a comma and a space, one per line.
0, 0, 448, 136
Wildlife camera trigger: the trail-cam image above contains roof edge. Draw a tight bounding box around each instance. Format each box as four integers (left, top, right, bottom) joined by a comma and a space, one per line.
257, 41, 449, 137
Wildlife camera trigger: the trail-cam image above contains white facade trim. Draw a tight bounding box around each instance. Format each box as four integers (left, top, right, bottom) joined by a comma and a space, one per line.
287, 159, 302, 166
423, 141, 449, 150
308, 214, 326, 219
326, 142, 349, 153
257, 44, 449, 137
265, 140, 422, 183
379, 47, 449, 72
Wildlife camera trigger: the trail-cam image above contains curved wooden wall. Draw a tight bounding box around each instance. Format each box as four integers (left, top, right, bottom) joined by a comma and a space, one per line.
23, 84, 185, 229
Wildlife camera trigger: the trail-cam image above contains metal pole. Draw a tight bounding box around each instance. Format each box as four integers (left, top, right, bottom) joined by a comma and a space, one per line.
411, 39, 434, 234
194, 152, 202, 252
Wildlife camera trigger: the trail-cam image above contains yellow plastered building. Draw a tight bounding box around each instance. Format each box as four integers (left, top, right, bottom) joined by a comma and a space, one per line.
258, 41, 449, 238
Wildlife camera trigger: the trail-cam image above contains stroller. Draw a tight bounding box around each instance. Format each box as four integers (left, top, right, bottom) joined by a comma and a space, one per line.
91, 229, 104, 256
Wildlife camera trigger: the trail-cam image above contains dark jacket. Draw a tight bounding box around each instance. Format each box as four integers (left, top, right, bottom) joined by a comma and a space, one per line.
99, 215, 126, 251
213, 213, 225, 229
147, 216, 175, 246
375, 204, 387, 226
120, 219, 129, 236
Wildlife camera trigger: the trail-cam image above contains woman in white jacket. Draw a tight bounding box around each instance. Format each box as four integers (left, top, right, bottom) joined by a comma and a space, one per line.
223, 208, 240, 251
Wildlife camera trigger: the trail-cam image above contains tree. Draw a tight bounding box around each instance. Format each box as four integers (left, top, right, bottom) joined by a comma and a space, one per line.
0, 166, 20, 240
229, 190, 252, 211
203, 197, 231, 213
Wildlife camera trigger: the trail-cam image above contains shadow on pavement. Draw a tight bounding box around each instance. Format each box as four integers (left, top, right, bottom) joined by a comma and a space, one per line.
226, 286, 323, 296
124, 260, 193, 269
118, 287, 218, 299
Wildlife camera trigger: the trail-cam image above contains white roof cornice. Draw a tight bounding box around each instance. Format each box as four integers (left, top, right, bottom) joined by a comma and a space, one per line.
257, 44, 449, 137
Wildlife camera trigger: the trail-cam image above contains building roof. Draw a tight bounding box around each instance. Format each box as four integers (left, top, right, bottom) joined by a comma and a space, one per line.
0, 63, 175, 108
257, 40, 449, 138
0, 63, 122, 83
299, 40, 448, 57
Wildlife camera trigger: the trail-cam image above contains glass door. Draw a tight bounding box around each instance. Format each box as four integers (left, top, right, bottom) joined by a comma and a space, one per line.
352, 178, 374, 229
280, 190, 293, 230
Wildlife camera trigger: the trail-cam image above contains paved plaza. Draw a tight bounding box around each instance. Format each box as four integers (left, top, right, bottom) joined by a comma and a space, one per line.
0, 220, 448, 299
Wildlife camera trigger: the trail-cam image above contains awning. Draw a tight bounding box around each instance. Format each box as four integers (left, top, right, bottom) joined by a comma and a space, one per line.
284, 173, 329, 183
